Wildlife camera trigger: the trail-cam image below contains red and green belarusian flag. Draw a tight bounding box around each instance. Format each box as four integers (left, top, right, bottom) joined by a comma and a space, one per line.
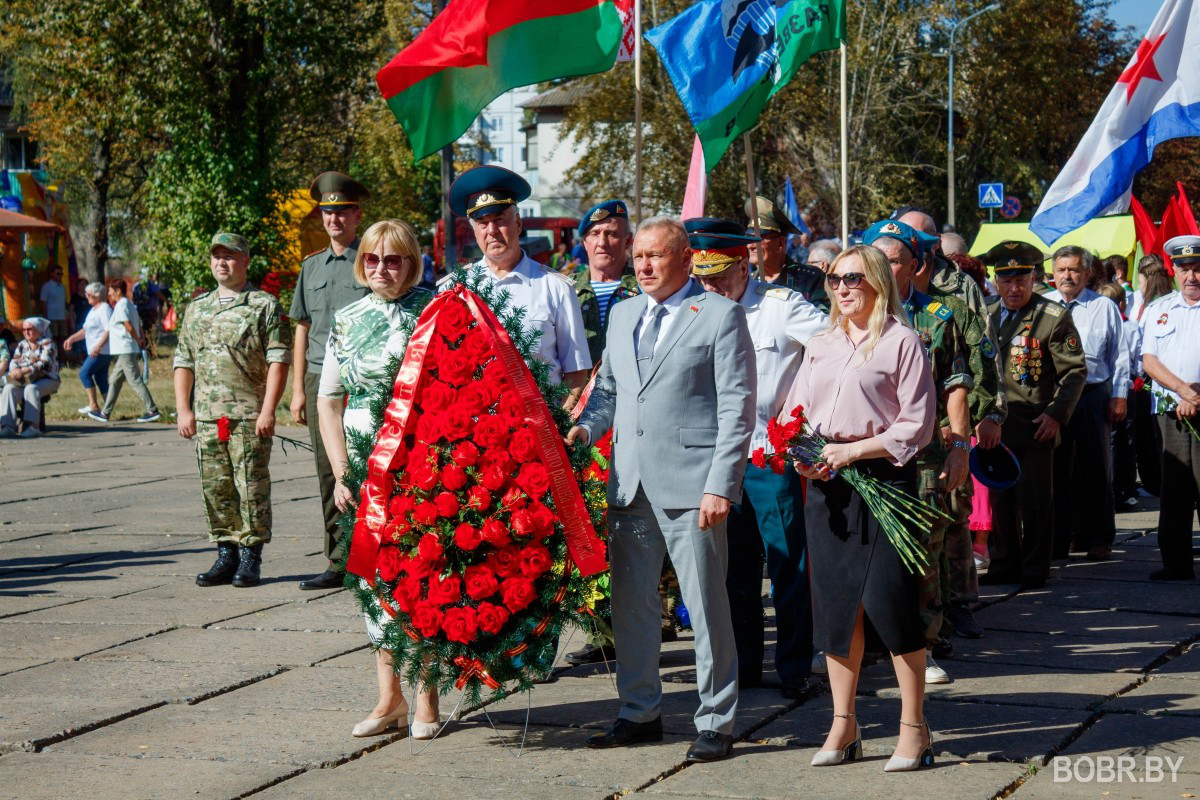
378, 0, 623, 161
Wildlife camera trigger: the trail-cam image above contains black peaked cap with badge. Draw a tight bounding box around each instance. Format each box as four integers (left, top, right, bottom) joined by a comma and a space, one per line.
449, 166, 531, 219
685, 217, 761, 276
981, 241, 1048, 275
309, 171, 370, 211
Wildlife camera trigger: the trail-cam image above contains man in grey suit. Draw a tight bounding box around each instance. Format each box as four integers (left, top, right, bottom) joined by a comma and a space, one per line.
568, 216, 757, 762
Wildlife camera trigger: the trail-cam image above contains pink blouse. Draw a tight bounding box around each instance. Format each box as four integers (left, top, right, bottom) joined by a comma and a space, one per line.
781, 317, 936, 466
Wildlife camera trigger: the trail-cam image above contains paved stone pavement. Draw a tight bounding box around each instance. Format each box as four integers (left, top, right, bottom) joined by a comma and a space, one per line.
2, 423, 1199, 799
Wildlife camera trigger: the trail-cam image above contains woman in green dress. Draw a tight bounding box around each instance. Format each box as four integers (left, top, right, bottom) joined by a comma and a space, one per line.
316, 219, 439, 739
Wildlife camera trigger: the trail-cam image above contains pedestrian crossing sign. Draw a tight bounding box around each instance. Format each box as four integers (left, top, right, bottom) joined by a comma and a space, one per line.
979, 183, 1004, 208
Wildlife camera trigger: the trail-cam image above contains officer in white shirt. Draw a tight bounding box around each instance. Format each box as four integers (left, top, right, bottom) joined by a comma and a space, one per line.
1141, 235, 1200, 581
445, 166, 592, 403
688, 217, 826, 698
1045, 245, 1130, 561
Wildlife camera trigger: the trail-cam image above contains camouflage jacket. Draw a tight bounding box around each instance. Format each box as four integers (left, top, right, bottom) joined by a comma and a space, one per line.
902, 289, 972, 466
926, 285, 1000, 427
174, 287, 293, 421
931, 256, 1008, 422
573, 268, 641, 365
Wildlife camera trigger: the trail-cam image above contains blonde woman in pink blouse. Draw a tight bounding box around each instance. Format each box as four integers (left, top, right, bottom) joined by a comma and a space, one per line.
782, 245, 938, 772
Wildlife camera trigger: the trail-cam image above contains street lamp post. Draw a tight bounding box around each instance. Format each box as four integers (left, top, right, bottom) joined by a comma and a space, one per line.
946, 1, 1000, 230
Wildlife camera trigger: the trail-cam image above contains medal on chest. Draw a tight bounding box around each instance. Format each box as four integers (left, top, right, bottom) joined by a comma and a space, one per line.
1009, 325, 1041, 386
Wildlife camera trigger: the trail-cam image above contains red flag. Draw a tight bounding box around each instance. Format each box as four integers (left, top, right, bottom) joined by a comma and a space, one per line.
1130, 194, 1158, 257
1174, 181, 1200, 235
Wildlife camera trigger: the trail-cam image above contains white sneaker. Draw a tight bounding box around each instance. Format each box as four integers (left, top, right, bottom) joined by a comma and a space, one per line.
925, 650, 951, 684
78, 406, 95, 415
18, 427, 42, 439
811, 652, 828, 675
973, 551, 991, 570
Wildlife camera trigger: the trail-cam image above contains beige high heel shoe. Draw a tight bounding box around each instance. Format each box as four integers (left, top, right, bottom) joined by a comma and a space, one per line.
351, 704, 408, 738
410, 713, 443, 740
811, 712, 862, 766
884, 719, 934, 772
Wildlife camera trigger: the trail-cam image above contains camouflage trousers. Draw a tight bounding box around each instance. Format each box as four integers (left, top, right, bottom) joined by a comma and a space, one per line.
946, 480, 980, 606
917, 466, 951, 647
195, 419, 273, 546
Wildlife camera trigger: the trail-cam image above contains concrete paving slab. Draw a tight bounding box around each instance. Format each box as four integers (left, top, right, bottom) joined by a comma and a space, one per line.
642, 744, 1028, 799
0, 537, 208, 576
8, 595, 278, 627
46, 703, 400, 767
1055, 713, 1200, 773
0, 571, 170, 599
1012, 767, 1200, 799
973, 602, 1200, 642
255, 722, 691, 798
199, 666, 377, 713
858, 658, 1136, 711
127, 577, 344, 604
85, 627, 363, 667
255, 769, 606, 800
214, 594, 365, 633
754, 694, 1087, 763
1104, 676, 1200, 717
1016, 578, 1200, 616
1148, 645, 1200, 680
951, 628, 1178, 673
0, 594, 83, 619
473, 675, 794, 740
0, 621, 166, 660
0, 751, 294, 800
0, 658, 52, 676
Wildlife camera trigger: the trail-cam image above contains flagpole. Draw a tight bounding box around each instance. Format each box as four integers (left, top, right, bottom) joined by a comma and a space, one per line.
743, 132, 764, 273
633, 0, 644, 226
839, 41, 848, 245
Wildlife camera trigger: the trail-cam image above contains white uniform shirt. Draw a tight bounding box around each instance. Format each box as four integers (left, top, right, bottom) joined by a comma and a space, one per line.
739, 277, 827, 453
1046, 288, 1131, 398
1142, 292, 1200, 411
461, 253, 591, 385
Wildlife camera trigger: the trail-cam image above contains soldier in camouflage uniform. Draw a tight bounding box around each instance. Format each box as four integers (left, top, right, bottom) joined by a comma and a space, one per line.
864, 220, 973, 686
174, 233, 293, 588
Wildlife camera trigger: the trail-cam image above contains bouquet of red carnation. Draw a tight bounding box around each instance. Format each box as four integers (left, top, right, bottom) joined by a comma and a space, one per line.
752, 405, 943, 573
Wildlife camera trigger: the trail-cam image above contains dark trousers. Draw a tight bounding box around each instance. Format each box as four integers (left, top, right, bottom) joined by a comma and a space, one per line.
1135, 389, 1163, 496
1156, 415, 1199, 576
304, 370, 341, 560
725, 463, 812, 685
990, 439, 1055, 582
1053, 384, 1116, 554
1112, 411, 1138, 503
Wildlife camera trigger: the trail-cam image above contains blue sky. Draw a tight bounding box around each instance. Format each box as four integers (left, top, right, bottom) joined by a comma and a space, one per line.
1108, 0, 1158, 33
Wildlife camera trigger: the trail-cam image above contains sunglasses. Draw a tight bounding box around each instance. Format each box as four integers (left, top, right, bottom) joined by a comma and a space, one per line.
362, 253, 409, 272
826, 272, 865, 289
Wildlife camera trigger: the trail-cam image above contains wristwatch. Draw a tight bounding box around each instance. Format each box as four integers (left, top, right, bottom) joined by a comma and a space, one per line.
950, 440, 971, 451
984, 412, 1004, 426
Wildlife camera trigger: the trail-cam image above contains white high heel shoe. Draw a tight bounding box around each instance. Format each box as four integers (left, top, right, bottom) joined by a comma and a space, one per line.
884, 720, 934, 772
410, 714, 443, 740
351, 705, 408, 738
811, 713, 862, 766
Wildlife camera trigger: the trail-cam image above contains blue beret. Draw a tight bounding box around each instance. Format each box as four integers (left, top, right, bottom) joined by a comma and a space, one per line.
578, 200, 630, 238
863, 219, 924, 261
449, 166, 531, 219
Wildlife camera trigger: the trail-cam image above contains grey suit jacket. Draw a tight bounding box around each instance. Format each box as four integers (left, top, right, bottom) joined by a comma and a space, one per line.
578, 279, 757, 509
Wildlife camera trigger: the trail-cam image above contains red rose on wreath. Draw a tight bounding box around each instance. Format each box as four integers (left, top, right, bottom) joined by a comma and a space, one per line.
427, 574, 463, 605
415, 412, 446, 443
441, 406, 474, 441
463, 564, 500, 600
438, 350, 476, 387
378, 546, 403, 582
455, 383, 493, 416
500, 485, 527, 510
475, 601, 511, 635
393, 575, 422, 613
412, 601, 444, 637
389, 494, 416, 518
450, 441, 479, 466
406, 459, 439, 492
528, 502, 557, 537
480, 464, 508, 492
509, 427, 539, 463
497, 389, 523, 417
419, 379, 457, 412
466, 485, 491, 511
441, 464, 468, 491
481, 518, 511, 547
417, 532, 444, 562
441, 606, 479, 644
404, 554, 436, 580
517, 462, 551, 497
500, 577, 537, 613
412, 501, 439, 527
519, 544, 552, 578
474, 416, 510, 449
435, 298, 473, 337
482, 356, 509, 385
459, 328, 493, 362
489, 545, 520, 578
510, 508, 537, 538
480, 448, 516, 476
454, 523, 482, 551
433, 491, 460, 519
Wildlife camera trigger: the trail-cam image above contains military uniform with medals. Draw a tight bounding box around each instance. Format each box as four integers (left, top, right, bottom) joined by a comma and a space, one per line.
983, 243, 1087, 588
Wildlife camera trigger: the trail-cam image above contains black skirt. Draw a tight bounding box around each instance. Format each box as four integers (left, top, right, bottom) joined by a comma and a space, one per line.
805, 457, 925, 658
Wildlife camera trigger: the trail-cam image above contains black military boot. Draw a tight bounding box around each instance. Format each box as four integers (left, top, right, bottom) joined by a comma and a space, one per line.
232, 544, 264, 588
196, 543, 239, 587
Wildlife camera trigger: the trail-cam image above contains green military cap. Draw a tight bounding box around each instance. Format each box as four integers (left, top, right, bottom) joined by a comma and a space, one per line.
309, 171, 370, 210
745, 195, 802, 236
210, 232, 249, 255
980, 240, 1046, 275
1164, 235, 1200, 265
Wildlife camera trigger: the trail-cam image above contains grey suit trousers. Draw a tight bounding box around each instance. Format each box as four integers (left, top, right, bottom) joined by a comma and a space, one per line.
610, 487, 739, 735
